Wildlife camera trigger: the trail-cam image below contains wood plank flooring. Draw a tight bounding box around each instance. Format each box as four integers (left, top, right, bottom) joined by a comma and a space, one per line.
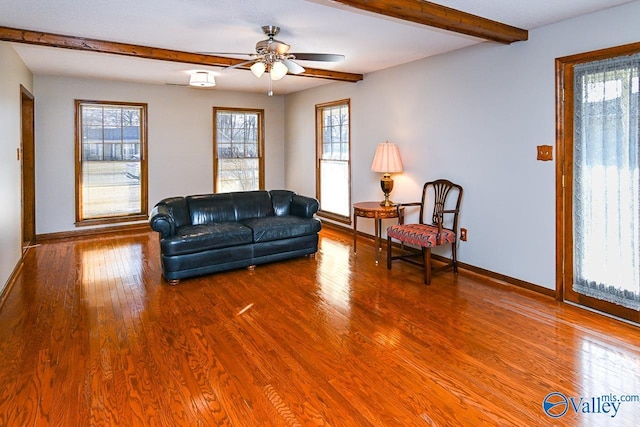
1, 227, 640, 426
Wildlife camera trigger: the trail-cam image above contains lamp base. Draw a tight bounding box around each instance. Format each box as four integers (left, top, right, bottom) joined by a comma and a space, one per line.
380, 174, 395, 207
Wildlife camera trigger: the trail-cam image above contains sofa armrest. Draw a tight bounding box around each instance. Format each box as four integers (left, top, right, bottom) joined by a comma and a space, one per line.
291, 194, 319, 218
149, 204, 176, 238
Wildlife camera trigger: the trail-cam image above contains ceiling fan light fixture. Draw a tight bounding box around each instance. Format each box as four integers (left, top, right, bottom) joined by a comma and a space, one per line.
270, 60, 288, 81
189, 71, 215, 87
250, 61, 266, 78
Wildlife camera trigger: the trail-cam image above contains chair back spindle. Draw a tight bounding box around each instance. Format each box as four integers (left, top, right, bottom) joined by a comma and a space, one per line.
421, 180, 462, 232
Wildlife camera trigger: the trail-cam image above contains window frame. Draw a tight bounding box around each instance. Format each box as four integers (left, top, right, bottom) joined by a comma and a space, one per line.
315, 99, 352, 224
212, 107, 265, 193
74, 100, 148, 227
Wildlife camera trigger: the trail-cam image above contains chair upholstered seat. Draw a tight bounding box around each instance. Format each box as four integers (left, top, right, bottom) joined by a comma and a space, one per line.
387, 224, 456, 247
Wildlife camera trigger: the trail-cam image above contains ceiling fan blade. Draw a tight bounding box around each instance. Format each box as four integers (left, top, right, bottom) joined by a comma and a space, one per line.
197, 52, 254, 56
290, 53, 345, 62
222, 59, 256, 71
165, 83, 213, 89
282, 59, 305, 75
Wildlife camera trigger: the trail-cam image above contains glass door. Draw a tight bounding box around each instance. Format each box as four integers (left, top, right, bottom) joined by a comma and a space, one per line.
560, 49, 640, 322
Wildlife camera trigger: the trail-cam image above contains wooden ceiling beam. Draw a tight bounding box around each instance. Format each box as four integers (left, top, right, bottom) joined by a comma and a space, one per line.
333, 0, 528, 44
0, 26, 364, 83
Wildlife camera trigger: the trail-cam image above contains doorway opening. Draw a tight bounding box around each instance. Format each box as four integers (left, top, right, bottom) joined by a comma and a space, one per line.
21, 85, 35, 250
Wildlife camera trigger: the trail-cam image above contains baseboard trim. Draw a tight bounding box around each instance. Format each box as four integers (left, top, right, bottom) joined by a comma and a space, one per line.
33, 220, 555, 298
321, 219, 556, 298
0, 256, 24, 310
321, 219, 375, 242
320, 219, 350, 232
36, 222, 152, 243
433, 254, 557, 298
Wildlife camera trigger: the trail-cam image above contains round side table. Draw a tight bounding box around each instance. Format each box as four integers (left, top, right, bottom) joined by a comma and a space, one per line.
353, 202, 405, 264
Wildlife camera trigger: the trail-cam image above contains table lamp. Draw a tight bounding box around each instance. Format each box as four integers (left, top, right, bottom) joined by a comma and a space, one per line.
371, 141, 403, 206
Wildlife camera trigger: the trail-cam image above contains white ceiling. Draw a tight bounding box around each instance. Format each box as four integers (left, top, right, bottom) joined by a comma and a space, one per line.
1, 0, 635, 95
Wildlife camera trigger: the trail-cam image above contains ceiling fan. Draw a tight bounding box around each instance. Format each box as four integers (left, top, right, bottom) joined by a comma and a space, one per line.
208, 25, 345, 83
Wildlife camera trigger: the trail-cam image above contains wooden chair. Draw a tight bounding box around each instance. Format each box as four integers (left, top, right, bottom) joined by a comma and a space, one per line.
386, 179, 463, 284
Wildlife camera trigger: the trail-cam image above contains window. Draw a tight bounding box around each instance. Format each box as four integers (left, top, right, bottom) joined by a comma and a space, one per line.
316, 99, 351, 222
213, 108, 264, 192
75, 100, 148, 226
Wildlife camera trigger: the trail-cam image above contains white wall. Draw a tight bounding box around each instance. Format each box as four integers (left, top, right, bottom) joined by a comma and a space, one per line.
34, 76, 285, 234
0, 43, 33, 293
285, 1, 640, 290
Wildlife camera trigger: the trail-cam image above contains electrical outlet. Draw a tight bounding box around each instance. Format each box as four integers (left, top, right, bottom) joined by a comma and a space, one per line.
460, 228, 467, 241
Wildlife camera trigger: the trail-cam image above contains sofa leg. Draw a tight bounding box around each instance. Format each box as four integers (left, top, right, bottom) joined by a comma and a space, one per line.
247, 265, 256, 271
167, 279, 180, 286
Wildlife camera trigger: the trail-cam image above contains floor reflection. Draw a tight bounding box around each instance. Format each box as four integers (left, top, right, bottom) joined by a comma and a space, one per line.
316, 237, 352, 328
79, 240, 145, 314
577, 337, 640, 423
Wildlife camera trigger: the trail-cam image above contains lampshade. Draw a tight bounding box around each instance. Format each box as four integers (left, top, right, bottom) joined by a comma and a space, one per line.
250, 62, 266, 78
189, 71, 216, 87
371, 141, 403, 173
371, 141, 403, 206
270, 61, 288, 81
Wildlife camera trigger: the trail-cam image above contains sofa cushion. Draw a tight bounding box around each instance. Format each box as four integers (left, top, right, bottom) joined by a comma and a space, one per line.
161, 223, 253, 256
232, 191, 274, 221
242, 216, 322, 243
187, 193, 237, 224
269, 190, 295, 216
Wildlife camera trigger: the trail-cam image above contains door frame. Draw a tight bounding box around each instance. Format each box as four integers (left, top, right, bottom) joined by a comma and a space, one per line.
20, 85, 35, 250
555, 41, 640, 323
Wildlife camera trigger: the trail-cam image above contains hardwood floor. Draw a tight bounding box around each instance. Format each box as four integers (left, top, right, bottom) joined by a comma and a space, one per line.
1, 227, 640, 426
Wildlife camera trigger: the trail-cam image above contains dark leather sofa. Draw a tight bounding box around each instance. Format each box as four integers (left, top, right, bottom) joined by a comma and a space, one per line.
149, 190, 321, 285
